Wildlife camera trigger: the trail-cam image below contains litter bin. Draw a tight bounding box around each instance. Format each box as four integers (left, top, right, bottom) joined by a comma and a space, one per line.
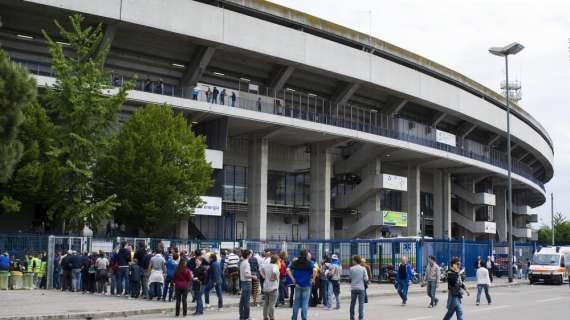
0, 271, 8, 290
10, 271, 23, 289
22, 272, 34, 289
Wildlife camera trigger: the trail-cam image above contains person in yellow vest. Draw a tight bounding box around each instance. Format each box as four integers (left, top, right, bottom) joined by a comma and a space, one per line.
32, 253, 41, 288
38, 253, 47, 289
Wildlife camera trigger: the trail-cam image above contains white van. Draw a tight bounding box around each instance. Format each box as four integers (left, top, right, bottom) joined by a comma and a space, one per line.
528, 246, 570, 285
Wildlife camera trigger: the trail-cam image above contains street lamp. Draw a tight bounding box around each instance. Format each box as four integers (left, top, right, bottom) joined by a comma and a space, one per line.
489, 42, 524, 283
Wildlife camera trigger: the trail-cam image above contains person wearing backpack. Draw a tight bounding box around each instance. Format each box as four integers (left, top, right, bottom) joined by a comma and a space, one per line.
443, 258, 470, 320
396, 256, 414, 305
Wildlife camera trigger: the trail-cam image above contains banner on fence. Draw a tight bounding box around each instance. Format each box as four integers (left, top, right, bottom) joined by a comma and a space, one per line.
92, 240, 113, 253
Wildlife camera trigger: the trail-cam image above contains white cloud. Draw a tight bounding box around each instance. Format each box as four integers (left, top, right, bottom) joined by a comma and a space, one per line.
272, 0, 570, 225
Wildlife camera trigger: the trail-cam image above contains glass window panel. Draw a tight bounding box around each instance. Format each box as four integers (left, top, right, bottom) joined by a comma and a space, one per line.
286, 174, 295, 205
223, 165, 234, 201
234, 166, 246, 202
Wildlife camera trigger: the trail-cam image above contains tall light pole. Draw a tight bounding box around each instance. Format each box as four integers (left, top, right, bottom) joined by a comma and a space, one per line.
489, 42, 524, 283
551, 193, 554, 245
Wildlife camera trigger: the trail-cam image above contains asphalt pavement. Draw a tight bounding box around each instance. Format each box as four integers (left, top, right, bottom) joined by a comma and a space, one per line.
117, 284, 570, 320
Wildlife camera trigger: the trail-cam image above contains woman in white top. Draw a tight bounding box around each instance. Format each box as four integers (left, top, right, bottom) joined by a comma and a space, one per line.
475, 261, 492, 305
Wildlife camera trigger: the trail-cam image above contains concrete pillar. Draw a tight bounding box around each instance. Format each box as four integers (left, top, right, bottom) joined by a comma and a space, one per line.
247, 135, 269, 240
176, 217, 189, 240
495, 187, 507, 242
406, 165, 421, 236
433, 170, 452, 239
309, 143, 332, 240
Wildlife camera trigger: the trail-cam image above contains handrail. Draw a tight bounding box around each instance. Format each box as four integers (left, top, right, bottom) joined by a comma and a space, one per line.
13, 57, 545, 191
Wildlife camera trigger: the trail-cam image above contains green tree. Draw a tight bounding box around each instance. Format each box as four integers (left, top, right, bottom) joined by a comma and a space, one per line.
537, 212, 570, 245
0, 49, 37, 183
96, 104, 213, 234
41, 14, 132, 231
1, 102, 60, 217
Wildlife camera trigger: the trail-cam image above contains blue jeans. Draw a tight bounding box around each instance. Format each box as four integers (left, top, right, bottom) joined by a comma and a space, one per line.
291, 285, 311, 320
194, 286, 204, 314
397, 279, 409, 303
278, 276, 288, 305
320, 279, 331, 308
149, 282, 162, 300
350, 289, 365, 320
427, 280, 439, 306
239, 281, 252, 320
53, 271, 61, 289
71, 269, 81, 291
443, 295, 463, 320
476, 284, 491, 304
162, 276, 174, 301
116, 267, 129, 295
204, 280, 224, 309
331, 280, 341, 308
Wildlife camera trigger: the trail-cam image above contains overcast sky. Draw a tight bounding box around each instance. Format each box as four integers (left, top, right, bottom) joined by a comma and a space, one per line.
272, 0, 570, 226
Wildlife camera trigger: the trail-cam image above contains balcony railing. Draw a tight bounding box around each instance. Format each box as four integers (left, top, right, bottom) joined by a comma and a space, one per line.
13, 57, 544, 191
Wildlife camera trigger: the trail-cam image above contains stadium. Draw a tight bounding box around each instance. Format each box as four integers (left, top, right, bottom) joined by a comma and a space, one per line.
0, 0, 553, 242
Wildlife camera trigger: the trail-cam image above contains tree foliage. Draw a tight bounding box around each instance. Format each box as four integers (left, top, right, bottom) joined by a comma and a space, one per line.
96, 104, 213, 234
41, 14, 132, 231
0, 50, 37, 183
537, 212, 570, 245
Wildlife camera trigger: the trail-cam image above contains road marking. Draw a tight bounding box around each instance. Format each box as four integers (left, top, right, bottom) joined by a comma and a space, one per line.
469, 305, 511, 313
537, 297, 563, 303
407, 316, 433, 320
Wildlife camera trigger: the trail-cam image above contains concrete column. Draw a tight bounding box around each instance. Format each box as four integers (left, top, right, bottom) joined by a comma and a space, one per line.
247, 135, 269, 240
495, 187, 507, 242
176, 217, 189, 240
310, 143, 332, 240
433, 170, 452, 239
406, 165, 421, 236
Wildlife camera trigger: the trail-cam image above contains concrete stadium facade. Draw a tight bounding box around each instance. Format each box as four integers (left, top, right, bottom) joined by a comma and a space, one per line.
0, 0, 553, 242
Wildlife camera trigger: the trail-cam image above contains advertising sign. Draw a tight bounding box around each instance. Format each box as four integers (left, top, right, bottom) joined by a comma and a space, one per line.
382, 210, 408, 227
194, 196, 222, 216
436, 129, 457, 147
382, 174, 407, 191
92, 240, 114, 253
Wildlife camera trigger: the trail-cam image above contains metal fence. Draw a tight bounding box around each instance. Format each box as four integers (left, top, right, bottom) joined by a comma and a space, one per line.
1, 233, 539, 287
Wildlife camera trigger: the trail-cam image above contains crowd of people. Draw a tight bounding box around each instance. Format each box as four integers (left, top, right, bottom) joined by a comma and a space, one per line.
2, 243, 513, 320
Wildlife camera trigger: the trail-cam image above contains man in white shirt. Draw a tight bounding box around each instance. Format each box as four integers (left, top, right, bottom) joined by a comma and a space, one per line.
260, 255, 280, 320
476, 261, 492, 306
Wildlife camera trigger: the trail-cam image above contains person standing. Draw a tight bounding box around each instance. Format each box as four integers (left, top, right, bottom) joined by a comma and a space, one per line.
239, 250, 256, 320
204, 253, 224, 311
249, 251, 261, 307
61, 250, 72, 291
443, 258, 469, 320
70, 251, 82, 292
206, 87, 212, 103
330, 254, 342, 310
173, 259, 193, 317
162, 252, 178, 302
231, 92, 237, 107
116, 241, 131, 296
360, 258, 372, 303
260, 255, 280, 320
129, 258, 142, 299
424, 255, 441, 308
148, 249, 166, 301
288, 249, 316, 320
277, 251, 289, 307
397, 256, 414, 305
95, 251, 109, 295
220, 88, 226, 105
212, 87, 219, 104
319, 256, 332, 309
192, 258, 207, 315
192, 86, 199, 100
225, 250, 240, 295
476, 262, 492, 306
257, 97, 262, 112
52, 252, 61, 290
349, 255, 368, 320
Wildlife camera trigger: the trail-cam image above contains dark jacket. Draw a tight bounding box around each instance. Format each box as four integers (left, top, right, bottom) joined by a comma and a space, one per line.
447, 269, 466, 298
130, 264, 142, 282
208, 261, 222, 283
70, 255, 82, 269
193, 266, 207, 291
117, 248, 131, 267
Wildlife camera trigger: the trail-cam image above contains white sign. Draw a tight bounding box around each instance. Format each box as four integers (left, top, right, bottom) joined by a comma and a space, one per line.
436, 129, 457, 147
382, 174, 407, 191
248, 83, 259, 92
205, 149, 223, 169
194, 196, 222, 216
221, 241, 239, 250
91, 240, 114, 253
484, 222, 497, 234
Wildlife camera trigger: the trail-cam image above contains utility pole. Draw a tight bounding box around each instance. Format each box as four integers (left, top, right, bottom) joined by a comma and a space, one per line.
551, 193, 555, 246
